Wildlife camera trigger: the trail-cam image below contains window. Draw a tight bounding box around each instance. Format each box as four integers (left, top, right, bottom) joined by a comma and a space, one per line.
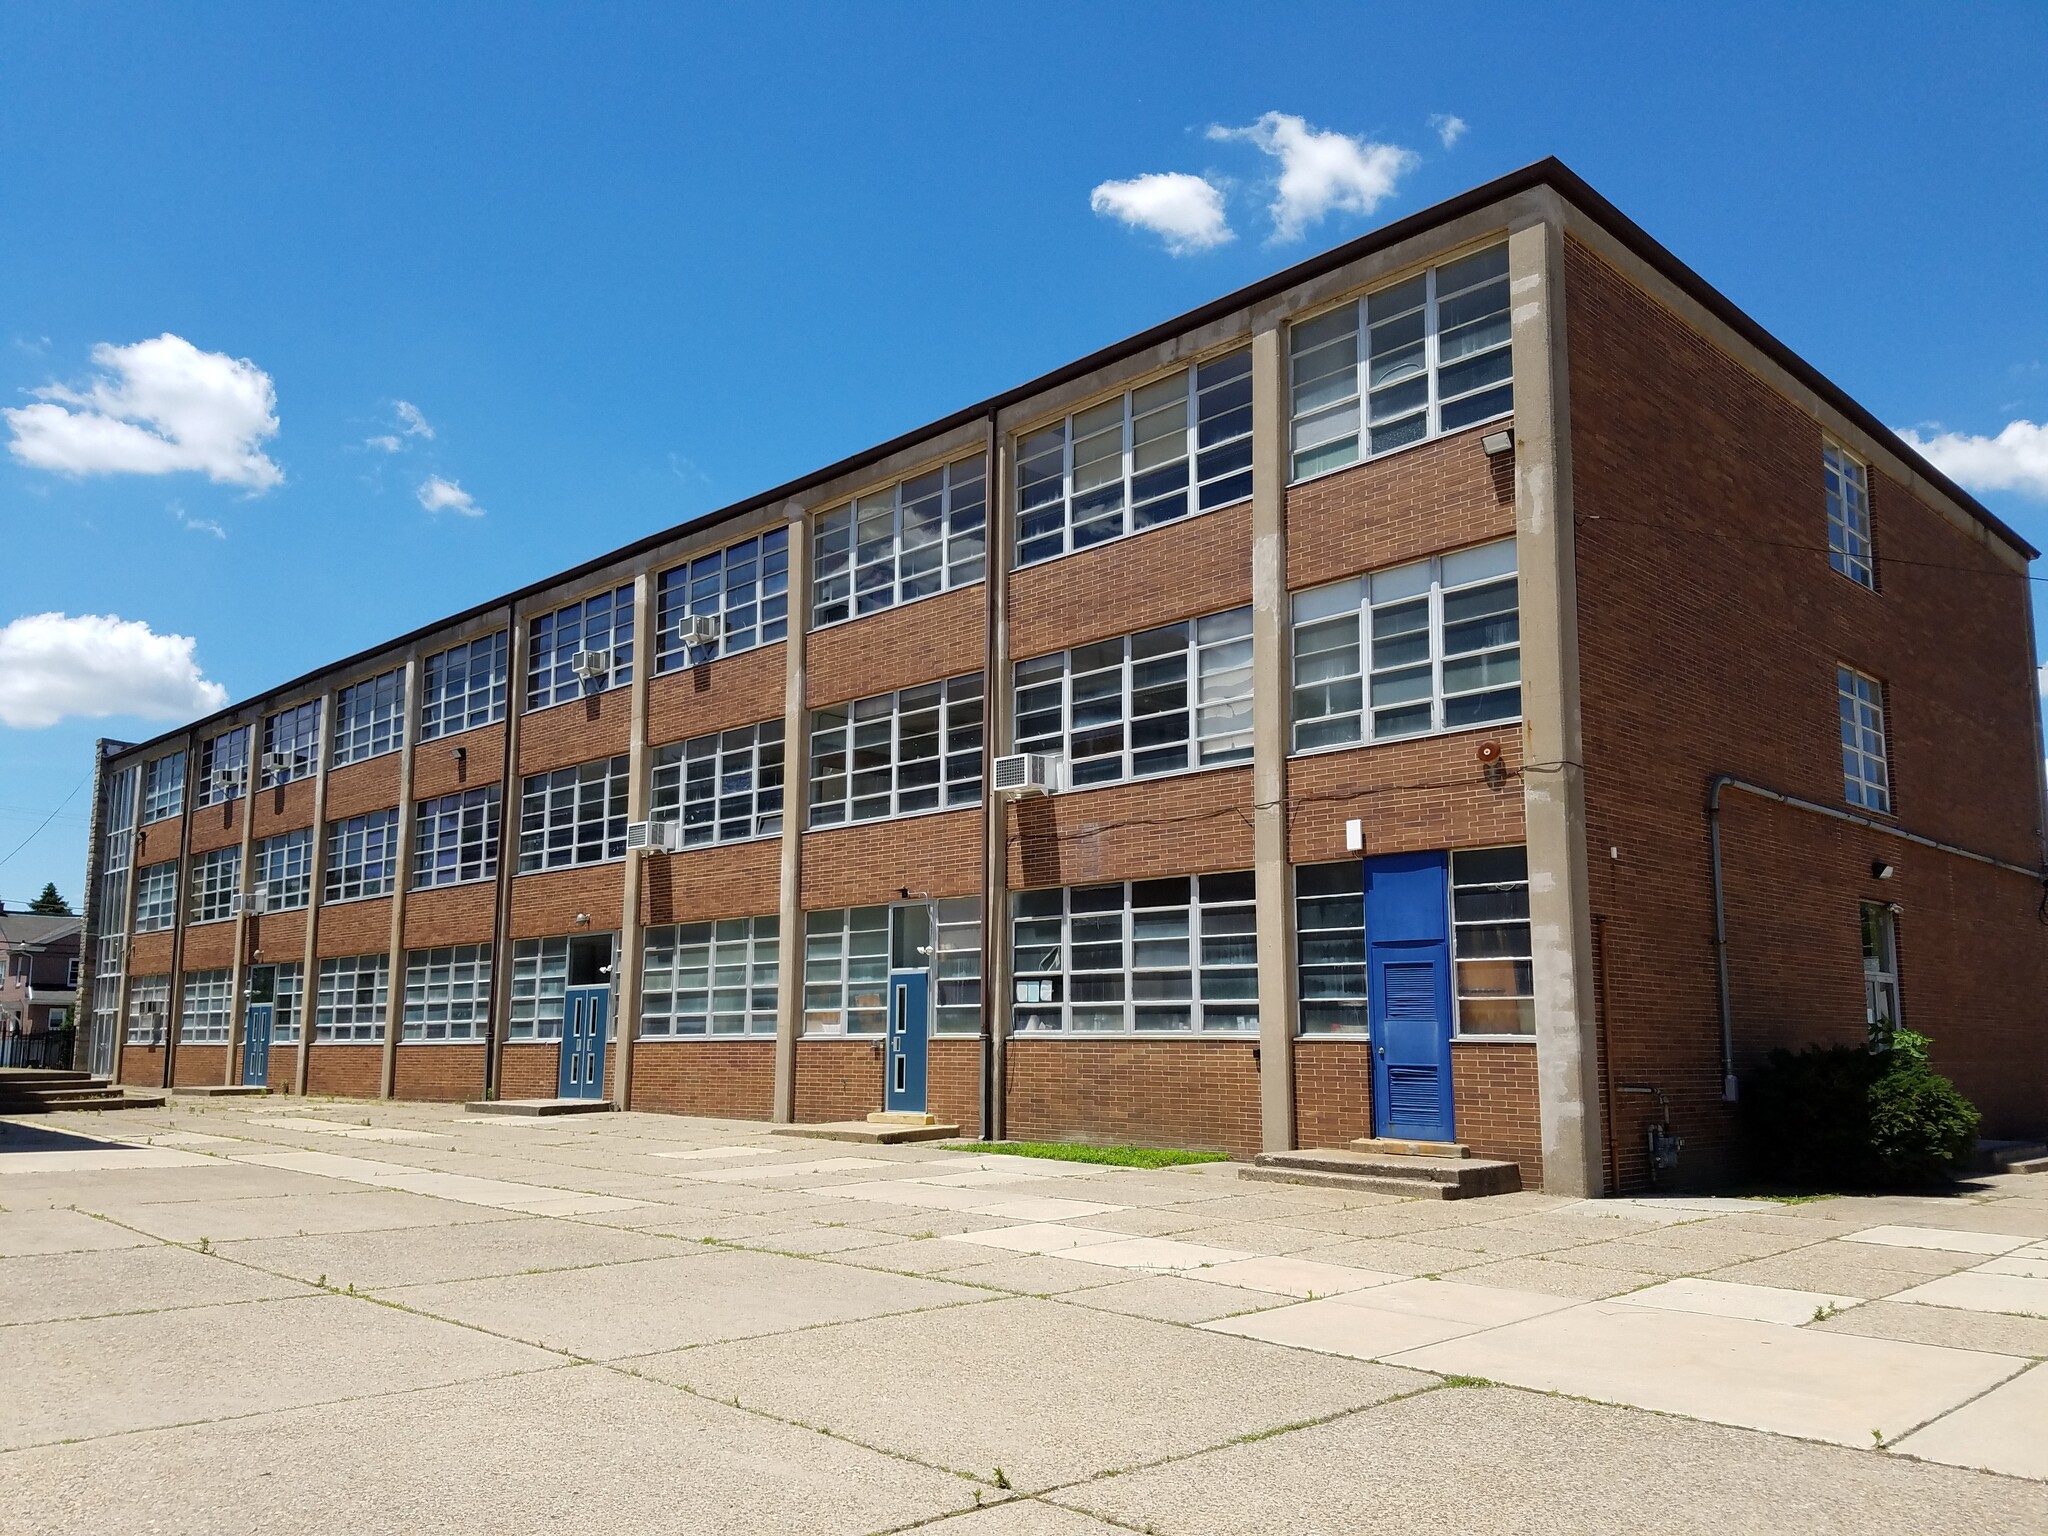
100, 765, 137, 931
1011, 873, 1258, 1034
1290, 244, 1512, 479
141, 752, 185, 823
1825, 442, 1874, 589
808, 675, 983, 827
1862, 903, 1901, 1035
933, 898, 983, 1035
126, 974, 170, 1045
197, 726, 250, 806
316, 954, 389, 1042
332, 667, 406, 766
641, 917, 779, 1036
527, 586, 634, 709
67, 957, 81, 988
254, 828, 313, 912
1295, 862, 1367, 1033
518, 756, 629, 871
1838, 666, 1891, 813
814, 458, 986, 625
179, 969, 232, 1044
403, 945, 493, 1041
802, 907, 890, 1035
90, 937, 122, 1057
187, 847, 241, 924
1016, 349, 1253, 566
655, 528, 789, 669
1452, 846, 1534, 1037
413, 787, 500, 887
262, 701, 322, 788
650, 723, 783, 847
420, 633, 508, 740
508, 937, 569, 1039
325, 809, 400, 902
133, 862, 179, 933
1015, 608, 1253, 789
1291, 540, 1520, 751
265, 963, 306, 1044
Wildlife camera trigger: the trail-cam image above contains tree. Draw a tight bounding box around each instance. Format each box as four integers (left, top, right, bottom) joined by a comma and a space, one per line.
29, 883, 72, 916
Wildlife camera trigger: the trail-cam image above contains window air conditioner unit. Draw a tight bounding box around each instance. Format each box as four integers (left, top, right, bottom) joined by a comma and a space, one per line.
210, 768, 243, 791
249, 883, 269, 911
260, 752, 290, 774
672, 613, 722, 649
569, 648, 612, 682
627, 820, 679, 853
991, 753, 1059, 796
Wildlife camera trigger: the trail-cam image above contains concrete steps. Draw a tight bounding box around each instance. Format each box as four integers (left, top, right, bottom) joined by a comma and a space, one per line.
464, 1098, 614, 1117
1242, 1146, 1522, 1200
0, 1068, 167, 1114
173, 1084, 269, 1098
773, 1120, 962, 1145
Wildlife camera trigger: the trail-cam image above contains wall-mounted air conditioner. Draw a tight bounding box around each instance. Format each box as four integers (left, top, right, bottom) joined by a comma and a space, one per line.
210, 768, 244, 791
248, 883, 269, 912
260, 752, 291, 774
672, 613, 722, 649
991, 753, 1060, 796
570, 648, 612, 682
626, 820, 681, 853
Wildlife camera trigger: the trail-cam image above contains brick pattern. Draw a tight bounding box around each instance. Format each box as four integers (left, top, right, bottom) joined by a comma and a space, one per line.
412, 723, 503, 802
246, 909, 305, 959
499, 1042, 561, 1100
808, 587, 986, 708
119, 1041, 165, 1087
518, 688, 631, 777
1286, 736, 1526, 867
324, 753, 401, 821
1010, 503, 1253, 662
631, 1040, 776, 1119
509, 866, 624, 939
127, 933, 174, 974
642, 837, 781, 925
1005, 1038, 1263, 1158
181, 922, 238, 970
794, 1037, 888, 1122
306, 1045, 383, 1098
1285, 424, 1515, 592
184, 801, 244, 855
392, 1044, 486, 1102
929, 1037, 985, 1138
403, 882, 498, 949
1452, 1042, 1543, 1182
802, 808, 982, 909
1292, 1037, 1372, 1148
266, 1045, 300, 1090
649, 643, 788, 744
316, 897, 393, 958
250, 779, 317, 840
1007, 768, 1254, 892
171, 1044, 226, 1088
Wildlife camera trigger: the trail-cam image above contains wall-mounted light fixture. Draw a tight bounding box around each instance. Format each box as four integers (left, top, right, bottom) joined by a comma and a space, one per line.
1481, 430, 1514, 456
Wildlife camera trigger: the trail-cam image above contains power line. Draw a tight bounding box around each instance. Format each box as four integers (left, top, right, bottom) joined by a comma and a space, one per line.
0, 772, 90, 874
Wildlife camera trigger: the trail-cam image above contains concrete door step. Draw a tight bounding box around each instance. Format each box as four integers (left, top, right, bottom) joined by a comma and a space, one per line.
1244, 1147, 1521, 1200
774, 1120, 962, 1145
173, 1084, 269, 1097
463, 1098, 614, 1117
868, 1111, 940, 1126
1349, 1137, 1472, 1159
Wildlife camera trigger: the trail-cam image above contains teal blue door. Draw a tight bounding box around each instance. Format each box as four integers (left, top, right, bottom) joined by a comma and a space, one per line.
884, 970, 930, 1113
557, 987, 609, 1099
242, 1003, 272, 1086
1364, 851, 1456, 1143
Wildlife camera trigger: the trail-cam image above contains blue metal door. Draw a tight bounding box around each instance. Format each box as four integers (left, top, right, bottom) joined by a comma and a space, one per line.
557, 986, 609, 1099
1364, 851, 1456, 1143
242, 1004, 272, 1087
884, 970, 929, 1114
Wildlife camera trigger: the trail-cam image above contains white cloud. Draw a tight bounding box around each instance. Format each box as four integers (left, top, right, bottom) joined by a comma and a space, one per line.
1430, 113, 1468, 149
1090, 172, 1233, 254
365, 434, 403, 453
0, 612, 227, 730
417, 475, 483, 517
394, 400, 433, 439
169, 501, 226, 540
1209, 112, 1419, 242
1897, 419, 2048, 501
3, 334, 282, 490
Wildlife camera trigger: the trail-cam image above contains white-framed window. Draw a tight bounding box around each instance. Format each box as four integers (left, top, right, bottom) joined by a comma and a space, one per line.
1838, 665, 1891, 813
315, 954, 389, 1042
1862, 902, 1901, 1035
197, 725, 250, 806
1825, 441, 1874, 589
508, 937, 569, 1039
332, 667, 406, 767
133, 862, 178, 933
253, 828, 313, 912
67, 957, 81, 988
1011, 873, 1258, 1034
141, 752, 185, 824
267, 963, 306, 1044
654, 528, 789, 670
641, 917, 779, 1037
262, 701, 323, 789
126, 973, 170, 1045
650, 722, 783, 848
808, 675, 983, 827
1452, 846, 1534, 1037
1291, 539, 1520, 751
1016, 348, 1254, 567
527, 585, 634, 709
325, 809, 400, 902
518, 756, 629, 872
1289, 243, 1512, 479
187, 847, 241, 924
90, 944, 121, 1056
933, 898, 983, 1035
402, 944, 492, 1041
1295, 861, 1367, 1034
413, 787, 500, 888
178, 968, 232, 1044
814, 457, 987, 626
420, 632, 508, 740
99, 764, 138, 933
1014, 607, 1253, 789
801, 906, 890, 1036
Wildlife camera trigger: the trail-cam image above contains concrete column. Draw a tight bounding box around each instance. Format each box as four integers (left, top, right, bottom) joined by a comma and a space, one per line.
223, 724, 261, 1084
1509, 214, 1605, 1198
161, 730, 199, 1090
379, 652, 424, 1099
613, 572, 656, 1109
104, 754, 146, 1085
773, 502, 811, 1122
484, 606, 526, 1102
981, 419, 1015, 1142
1248, 320, 1298, 1154
293, 694, 335, 1100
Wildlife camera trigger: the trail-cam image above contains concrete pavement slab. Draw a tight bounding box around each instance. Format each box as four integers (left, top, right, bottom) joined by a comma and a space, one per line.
1845, 1224, 2031, 1255
1614, 1277, 1863, 1325
921, 1501, 1127, 1534
0, 1145, 215, 1172
824, 1236, 1003, 1273
944, 1222, 1130, 1255
649, 1144, 784, 1159
0, 1161, 362, 1210
1446, 1255, 1668, 1299
1890, 1270, 2048, 1317
0, 1242, 317, 1322
0, 1206, 156, 1256
1286, 1235, 1490, 1276
1198, 1254, 1404, 1296
1059, 1236, 1255, 1271
212, 1214, 696, 1288
1062, 1273, 1294, 1323
1202, 1281, 1573, 1360
1814, 1298, 2048, 1356
1709, 1242, 1978, 1295
1891, 1362, 2048, 1479
1981, 1252, 2048, 1278
936, 1252, 1134, 1295
91, 1187, 527, 1242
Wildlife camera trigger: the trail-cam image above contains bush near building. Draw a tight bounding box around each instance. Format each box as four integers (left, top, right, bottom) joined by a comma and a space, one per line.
1743, 1028, 1980, 1188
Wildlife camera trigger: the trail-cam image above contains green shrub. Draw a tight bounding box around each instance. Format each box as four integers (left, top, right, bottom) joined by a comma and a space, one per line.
1741, 1028, 1979, 1188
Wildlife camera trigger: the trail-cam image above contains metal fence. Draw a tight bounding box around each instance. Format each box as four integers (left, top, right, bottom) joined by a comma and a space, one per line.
0, 1029, 76, 1070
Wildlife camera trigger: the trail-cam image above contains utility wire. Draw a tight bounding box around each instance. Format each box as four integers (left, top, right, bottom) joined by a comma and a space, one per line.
0, 772, 90, 874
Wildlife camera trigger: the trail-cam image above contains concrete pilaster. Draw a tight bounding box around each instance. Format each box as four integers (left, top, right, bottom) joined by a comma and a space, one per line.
293, 694, 334, 1100
613, 572, 656, 1109
160, 730, 199, 1090
103, 755, 146, 1084
223, 723, 261, 1084
981, 420, 1014, 1142
379, 652, 424, 1099
773, 502, 811, 1122
484, 608, 526, 1102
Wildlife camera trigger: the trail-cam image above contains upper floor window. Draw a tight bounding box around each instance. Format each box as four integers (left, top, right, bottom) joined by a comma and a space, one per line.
528, 586, 634, 710
197, 726, 250, 806
1015, 607, 1253, 789
325, 809, 400, 902
187, 847, 241, 924
808, 675, 983, 827
655, 529, 788, 670
403, 944, 492, 1042
1825, 441, 1874, 589
254, 828, 313, 912
651, 721, 783, 847
413, 786, 500, 888
141, 752, 185, 823
420, 633, 508, 740
262, 700, 322, 788
641, 916, 780, 1037
1016, 348, 1254, 567
1838, 666, 1891, 813
1290, 244, 1512, 479
100, 765, 137, 930
332, 667, 406, 767
814, 458, 986, 626
518, 756, 629, 871
1452, 846, 1534, 1037
1292, 539, 1519, 752
134, 862, 179, 933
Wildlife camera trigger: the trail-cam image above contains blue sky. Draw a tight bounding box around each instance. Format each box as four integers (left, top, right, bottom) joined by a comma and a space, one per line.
3, 2, 2046, 909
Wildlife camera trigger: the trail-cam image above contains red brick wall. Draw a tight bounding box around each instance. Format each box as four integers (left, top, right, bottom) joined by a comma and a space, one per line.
316, 898, 392, 958
184, 801, 244, 855
809, 588, 985, 708
649, 643, 787, 744
324, 754, 401, 821
630, 1040, 776, 1118
499, 1042, 561, 1099
404, 882, 497, 948
1293, 1037, 1372, 1148
172, 1044, 226, 1088
181, 922, 238, 970
795, 1036, 888, 1121
1008, 769, 1254, 892
510, 866, 624, 938
1286, 424, 1515, 591
642, 838, 781, 925
930, 1037, 984, 1137
1005, 1037, 1262, 1157
1286, 737, 1526, 867
127, 934, 174, 974
266, 1044, 299, 1091
803, 808, 982, 909
412, 723, 503, 802
120, 1040, 166, 1087
246, 909, 305, 960
518, 689, 631, 776
250, 779, 317, 840
392, 1044, 485, 1102
1011, 503, 1253, 661
1452, 1042, 1542, 1182
306, 1045, 383, 1098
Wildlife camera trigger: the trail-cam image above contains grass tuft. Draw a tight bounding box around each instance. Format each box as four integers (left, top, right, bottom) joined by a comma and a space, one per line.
938, 1140, 1229, 1170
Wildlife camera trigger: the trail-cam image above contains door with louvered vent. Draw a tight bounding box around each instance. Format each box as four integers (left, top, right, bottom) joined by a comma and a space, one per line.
1363, 852, 1455, 1143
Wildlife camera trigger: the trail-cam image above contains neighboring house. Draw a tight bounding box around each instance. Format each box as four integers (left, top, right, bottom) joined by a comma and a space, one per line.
1, 910, 83, 1039
76, 159, 2048, 1191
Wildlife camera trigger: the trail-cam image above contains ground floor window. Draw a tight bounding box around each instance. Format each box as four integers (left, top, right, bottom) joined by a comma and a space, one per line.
1295, 861, 1366, 1033
316, 954, 390, 1042
803, 906, 889, 1035
127, 974, 169, 1045
267, 963, 306, 1044
403, 945, 493, 1041
641, 917, 779, 1037
179, 969, 232, 1044
933, 898, 983, 1034
1451, 847, 1534, 1037
1862, 902, 1901, 1038
509, 937, 569, 1040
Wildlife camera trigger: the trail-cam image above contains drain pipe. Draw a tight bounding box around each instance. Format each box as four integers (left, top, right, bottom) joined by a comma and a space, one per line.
1707, 773, 2045, 1104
